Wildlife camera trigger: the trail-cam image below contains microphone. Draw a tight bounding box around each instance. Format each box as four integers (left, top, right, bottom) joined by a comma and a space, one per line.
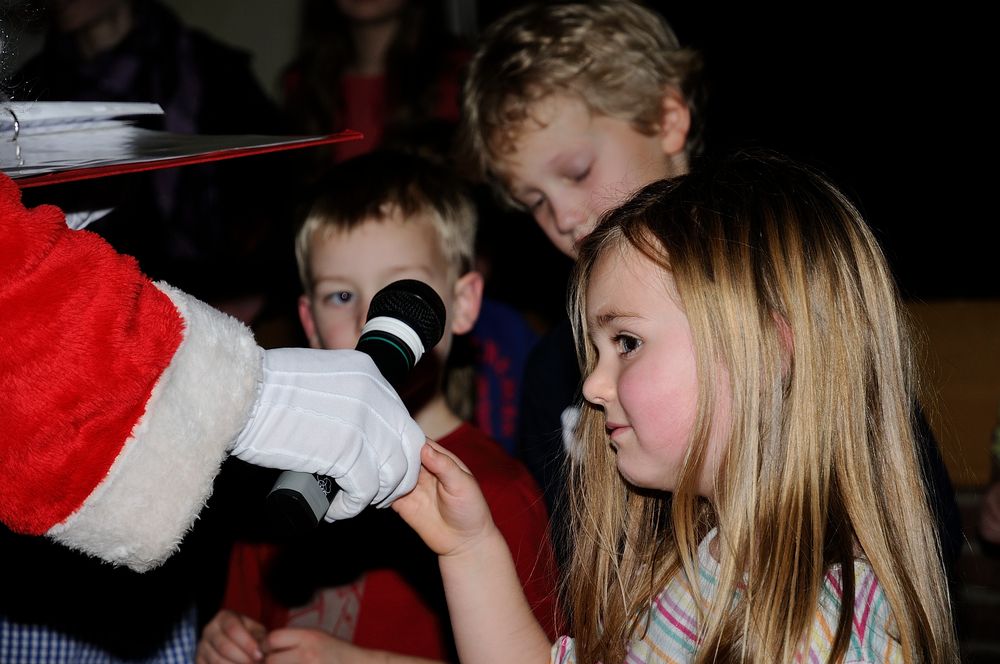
266, 279, 446, 532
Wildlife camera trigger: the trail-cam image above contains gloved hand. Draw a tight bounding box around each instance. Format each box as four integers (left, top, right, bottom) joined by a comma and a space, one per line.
229, 347, 425, 520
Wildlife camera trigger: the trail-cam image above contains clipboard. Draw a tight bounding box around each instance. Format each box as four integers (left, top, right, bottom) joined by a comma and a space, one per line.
1, 102, 361, 188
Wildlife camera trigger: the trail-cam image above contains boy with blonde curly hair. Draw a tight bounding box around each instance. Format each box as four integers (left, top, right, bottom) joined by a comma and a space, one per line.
461, 0, 704, 514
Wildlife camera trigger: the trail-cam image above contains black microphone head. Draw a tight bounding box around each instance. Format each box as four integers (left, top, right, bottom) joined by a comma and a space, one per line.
366, 279, 446, 350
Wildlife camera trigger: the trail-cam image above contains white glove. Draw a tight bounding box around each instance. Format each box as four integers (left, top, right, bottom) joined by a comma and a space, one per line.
229, 347, 425, 521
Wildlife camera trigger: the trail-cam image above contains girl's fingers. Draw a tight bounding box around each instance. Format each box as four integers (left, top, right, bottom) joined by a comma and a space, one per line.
421, 439, 474, 477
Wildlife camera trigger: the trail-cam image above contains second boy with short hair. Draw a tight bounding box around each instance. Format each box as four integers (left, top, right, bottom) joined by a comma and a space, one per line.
197, 150, 558, 664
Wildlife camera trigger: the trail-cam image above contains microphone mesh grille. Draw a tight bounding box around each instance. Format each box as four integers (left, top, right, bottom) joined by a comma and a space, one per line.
367, 279, 446, 349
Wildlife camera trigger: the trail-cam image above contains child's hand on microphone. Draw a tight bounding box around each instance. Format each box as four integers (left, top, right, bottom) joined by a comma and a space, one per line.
392, 440, 497, 558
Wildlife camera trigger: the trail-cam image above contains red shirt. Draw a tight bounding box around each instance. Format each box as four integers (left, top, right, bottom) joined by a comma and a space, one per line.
222, 423, 559, 660
336, 73, 386, 161
282, 47, 467, 164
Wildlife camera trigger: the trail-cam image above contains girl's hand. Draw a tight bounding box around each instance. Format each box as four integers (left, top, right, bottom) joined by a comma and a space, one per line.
196, 609, 266, 663
392, 440, 496, 557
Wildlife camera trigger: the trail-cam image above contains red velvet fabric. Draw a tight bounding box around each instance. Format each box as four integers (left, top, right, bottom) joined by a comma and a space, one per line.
0, 174, 184, 534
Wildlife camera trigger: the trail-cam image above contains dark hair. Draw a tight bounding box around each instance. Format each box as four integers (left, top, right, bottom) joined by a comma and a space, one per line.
284, 0, 465, 150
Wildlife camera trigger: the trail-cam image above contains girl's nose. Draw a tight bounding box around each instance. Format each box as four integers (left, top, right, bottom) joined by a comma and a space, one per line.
582, 363, 613, 407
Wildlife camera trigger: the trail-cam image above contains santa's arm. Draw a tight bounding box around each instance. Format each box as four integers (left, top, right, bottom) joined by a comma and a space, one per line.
0, 173, 260, 571
0, 174, 426, 572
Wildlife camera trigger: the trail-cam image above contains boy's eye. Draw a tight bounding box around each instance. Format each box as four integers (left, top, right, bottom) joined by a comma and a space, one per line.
612, 333, 642, 357
324, 290, 354, 306
571, 166, 592, 183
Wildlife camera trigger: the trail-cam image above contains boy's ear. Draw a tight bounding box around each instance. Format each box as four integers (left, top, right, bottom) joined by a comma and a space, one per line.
450, 271, 484, 336
658, 89, 691, 158
298, 294, 322, 349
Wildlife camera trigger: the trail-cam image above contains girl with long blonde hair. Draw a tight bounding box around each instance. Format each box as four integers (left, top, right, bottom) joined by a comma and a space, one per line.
393, 151, 958, 663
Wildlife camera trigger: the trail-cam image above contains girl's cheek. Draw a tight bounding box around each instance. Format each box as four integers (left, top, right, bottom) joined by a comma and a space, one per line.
617, 364, 665, 428
616, 368, 641, 411
621, 361, 699, 447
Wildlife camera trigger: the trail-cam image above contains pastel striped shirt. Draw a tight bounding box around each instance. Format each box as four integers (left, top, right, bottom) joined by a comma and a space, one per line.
551, 531, 902, 663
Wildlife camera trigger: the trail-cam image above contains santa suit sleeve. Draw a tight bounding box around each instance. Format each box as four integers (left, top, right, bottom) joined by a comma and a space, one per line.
0, 173, 262, 572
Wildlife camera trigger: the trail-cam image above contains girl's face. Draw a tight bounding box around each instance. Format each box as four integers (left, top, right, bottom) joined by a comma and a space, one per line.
581, 246, 729, 499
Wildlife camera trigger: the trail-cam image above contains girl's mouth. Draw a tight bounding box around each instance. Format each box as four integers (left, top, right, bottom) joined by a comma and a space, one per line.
606, 422, 631, 443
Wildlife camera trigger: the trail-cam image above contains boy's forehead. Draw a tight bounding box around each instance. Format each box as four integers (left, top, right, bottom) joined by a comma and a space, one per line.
490, 93, 594, 179
310, 210, 452, 274
314, 207, 435, 244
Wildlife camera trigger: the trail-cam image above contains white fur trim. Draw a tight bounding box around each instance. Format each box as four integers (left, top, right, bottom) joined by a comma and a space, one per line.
48, 283, 263, 572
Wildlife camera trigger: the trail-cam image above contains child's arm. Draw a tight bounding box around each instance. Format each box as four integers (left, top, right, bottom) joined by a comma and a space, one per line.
392, 442, 552, 664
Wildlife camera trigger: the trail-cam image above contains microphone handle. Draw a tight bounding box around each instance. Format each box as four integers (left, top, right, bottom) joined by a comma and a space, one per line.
266, 329, 418, 532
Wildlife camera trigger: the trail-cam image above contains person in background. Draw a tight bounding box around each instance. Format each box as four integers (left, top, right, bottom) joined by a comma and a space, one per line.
282, 0, 465, 166
9, 0, 292, 325
197, 150, 557, 664
284, 0, 538, 458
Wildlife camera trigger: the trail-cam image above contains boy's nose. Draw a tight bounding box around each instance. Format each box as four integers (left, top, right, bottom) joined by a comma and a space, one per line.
551, 195, 588, 236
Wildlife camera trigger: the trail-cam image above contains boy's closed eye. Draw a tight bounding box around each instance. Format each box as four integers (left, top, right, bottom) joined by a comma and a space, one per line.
513, 191, 545, 213
568, 164, 592, 184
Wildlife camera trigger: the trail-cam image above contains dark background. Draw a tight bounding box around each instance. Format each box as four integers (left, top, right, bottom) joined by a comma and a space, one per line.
2, 1, 994, 304
480, 3, 995, 303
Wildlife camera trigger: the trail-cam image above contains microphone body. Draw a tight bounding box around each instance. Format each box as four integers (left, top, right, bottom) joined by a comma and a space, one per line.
267, 279, 446, 531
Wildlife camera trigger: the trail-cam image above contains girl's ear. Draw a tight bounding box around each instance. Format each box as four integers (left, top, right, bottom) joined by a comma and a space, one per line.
298, 294, 322, 349
450, 271, 484, 336
658, 89, 692, 158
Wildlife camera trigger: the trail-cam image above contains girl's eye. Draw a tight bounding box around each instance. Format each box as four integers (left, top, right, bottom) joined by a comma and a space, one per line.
324, 290, 354, 306
572, 166, 592, 183
612, 333, 642, 357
